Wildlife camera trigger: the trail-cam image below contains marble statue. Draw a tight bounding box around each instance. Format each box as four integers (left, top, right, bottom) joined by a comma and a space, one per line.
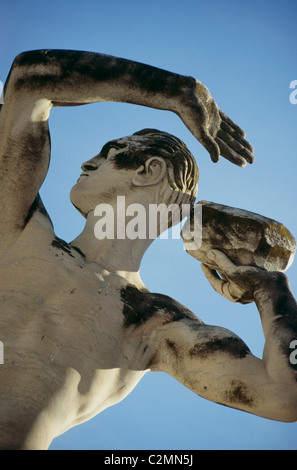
0, 50, 297, 450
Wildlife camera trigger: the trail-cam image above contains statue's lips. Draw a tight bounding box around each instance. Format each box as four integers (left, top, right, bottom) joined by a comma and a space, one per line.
77, 173, 89, 183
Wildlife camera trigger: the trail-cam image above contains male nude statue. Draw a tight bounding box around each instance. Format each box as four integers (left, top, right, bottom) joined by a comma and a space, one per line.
0, 50, 297, 450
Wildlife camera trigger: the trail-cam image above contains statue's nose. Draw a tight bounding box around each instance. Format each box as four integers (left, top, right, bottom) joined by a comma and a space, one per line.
81, 159, 98, 172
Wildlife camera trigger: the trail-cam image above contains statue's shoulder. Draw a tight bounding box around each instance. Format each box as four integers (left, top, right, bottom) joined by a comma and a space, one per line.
120, 284, 196, 328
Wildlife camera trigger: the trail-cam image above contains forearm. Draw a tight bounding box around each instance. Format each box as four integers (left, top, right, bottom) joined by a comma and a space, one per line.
9, 49, 194, 111
254, 273, 297, 337
253, 272, 297, 384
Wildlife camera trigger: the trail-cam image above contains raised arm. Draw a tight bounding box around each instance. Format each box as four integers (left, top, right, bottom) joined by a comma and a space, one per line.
0, 50, 254, 239
7, 49, 254, 160
151, 253, 297, 422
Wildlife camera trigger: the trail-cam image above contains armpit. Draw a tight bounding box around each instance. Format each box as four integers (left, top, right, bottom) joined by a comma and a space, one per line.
121, 284, 197, 328
24, 194, 53, 227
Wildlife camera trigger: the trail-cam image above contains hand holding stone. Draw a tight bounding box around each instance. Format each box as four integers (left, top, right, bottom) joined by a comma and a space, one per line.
201, 249, 276, 304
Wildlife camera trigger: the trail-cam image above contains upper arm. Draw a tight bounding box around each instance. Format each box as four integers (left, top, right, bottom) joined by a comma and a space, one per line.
152, 315, 252, 377
0, 54, 53, 238
151, 314, 284, 420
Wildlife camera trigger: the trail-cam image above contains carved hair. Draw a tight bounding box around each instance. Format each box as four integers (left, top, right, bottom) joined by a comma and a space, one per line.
100, 129, 199, 206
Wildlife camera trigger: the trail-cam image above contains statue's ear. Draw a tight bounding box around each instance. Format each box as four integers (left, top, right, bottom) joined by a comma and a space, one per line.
132, 157, 167, 187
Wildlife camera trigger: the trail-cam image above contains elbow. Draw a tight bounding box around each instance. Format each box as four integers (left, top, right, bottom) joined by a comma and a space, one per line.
10, 50, 50, 82
7, 50, 55, 96
13, 50, 48, 69
280, 402, 297, 423
268, 392, 297, 423
6, 51, 38, 91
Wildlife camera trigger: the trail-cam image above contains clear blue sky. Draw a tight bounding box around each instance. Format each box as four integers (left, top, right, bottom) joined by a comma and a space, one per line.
1, 0, 297, 450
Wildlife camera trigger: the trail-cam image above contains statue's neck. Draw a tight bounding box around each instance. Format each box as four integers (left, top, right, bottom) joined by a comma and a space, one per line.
71, 208, 153, 275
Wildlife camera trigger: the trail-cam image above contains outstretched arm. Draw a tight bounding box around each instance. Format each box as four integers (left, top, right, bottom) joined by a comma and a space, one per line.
11, 50, 254, 165
0, 50, 254, 236
151, 252, 297, 422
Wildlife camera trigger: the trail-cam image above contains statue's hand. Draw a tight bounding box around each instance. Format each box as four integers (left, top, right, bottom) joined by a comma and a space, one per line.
179, 80, 255, 167
201, 249, 274, 304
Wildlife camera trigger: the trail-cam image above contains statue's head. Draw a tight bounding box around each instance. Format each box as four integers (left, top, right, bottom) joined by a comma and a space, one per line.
70, 129, 199, 230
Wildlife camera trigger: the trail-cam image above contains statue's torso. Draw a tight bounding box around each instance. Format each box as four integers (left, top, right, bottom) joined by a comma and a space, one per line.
0, 212, 156, 438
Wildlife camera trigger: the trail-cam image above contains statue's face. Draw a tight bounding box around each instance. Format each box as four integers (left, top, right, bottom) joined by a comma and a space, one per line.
70, 142, 134, 217
70, 130, 198, 218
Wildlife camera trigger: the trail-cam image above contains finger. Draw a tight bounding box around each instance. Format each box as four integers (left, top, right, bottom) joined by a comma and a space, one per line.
201, 264, 237, 302
220, 121, 254, 154
201, 264, 225, 292
217, 129, 255, 164
219, 110, 246, 138
207, 250, 237, 275
215, 137, 247, 167
200, 129, 220, 163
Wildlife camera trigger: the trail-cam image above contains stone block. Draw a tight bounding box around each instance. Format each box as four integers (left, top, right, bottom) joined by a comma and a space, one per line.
182, 200, 296, 272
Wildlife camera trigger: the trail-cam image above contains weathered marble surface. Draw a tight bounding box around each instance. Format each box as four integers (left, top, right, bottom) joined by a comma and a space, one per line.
182, 200, 296, 272
2, 49, 297, 450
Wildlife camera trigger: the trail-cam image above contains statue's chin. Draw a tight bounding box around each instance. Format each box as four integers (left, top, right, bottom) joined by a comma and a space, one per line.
70, 187, 87, 218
